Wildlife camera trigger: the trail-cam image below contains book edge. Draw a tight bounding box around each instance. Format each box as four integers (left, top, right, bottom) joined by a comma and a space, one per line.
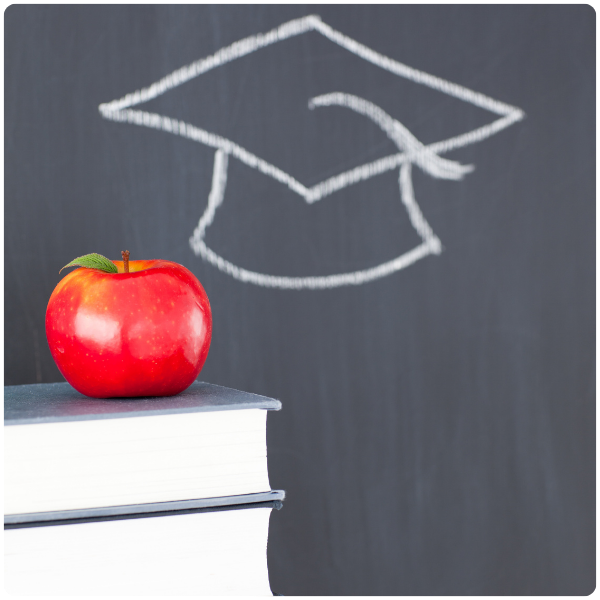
5, 490, 286, 527
4, 381, 282, 425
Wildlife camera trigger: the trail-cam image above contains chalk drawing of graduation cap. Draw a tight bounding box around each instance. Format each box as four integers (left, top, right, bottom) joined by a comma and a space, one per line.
99, 15, 524, 290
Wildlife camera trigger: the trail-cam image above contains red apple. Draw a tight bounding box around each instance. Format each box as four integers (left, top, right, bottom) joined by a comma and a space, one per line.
46, 252, 212, 398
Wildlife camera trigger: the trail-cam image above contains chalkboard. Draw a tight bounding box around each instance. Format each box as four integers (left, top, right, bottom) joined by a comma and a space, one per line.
5, 5, 595, 594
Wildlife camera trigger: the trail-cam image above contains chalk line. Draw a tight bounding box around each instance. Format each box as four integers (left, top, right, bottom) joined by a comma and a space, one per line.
398, 162, 442, 253
191, 233, 437, 289
311, 18, 523, 118
100, 108, 310, 199
309, 93, 473, 182
190, 149, 229, 248
99, 15, 322, 114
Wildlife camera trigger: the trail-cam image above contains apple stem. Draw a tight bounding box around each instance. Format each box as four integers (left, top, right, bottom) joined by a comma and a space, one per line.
121, 250, 130, 273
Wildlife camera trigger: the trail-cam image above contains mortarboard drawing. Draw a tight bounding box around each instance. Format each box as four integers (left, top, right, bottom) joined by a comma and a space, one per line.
99, 15, 525, 290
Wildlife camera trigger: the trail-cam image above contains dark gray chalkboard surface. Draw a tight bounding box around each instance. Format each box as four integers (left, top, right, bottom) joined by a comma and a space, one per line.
5, 5, 594, 594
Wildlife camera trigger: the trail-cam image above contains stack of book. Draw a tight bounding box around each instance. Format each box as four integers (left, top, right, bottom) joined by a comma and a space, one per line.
5, 381, 284, 596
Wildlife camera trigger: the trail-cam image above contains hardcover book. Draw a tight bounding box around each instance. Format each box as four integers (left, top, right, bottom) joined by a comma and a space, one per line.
5, 501, 280, 595
5, 381, 284, 522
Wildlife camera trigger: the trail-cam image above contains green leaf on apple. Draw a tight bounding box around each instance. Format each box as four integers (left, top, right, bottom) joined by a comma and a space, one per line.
59, 253, 118, 274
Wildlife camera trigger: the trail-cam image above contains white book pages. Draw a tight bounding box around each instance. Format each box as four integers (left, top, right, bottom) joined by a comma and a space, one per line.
5, 506, 274, 596
5, 409, 270, 514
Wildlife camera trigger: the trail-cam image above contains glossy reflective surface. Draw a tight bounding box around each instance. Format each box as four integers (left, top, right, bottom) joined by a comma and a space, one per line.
46, 260, 212, 398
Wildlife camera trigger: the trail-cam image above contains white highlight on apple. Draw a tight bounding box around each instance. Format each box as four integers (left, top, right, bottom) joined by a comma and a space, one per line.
99, 15, 524, 289
74, 311, 120, 347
